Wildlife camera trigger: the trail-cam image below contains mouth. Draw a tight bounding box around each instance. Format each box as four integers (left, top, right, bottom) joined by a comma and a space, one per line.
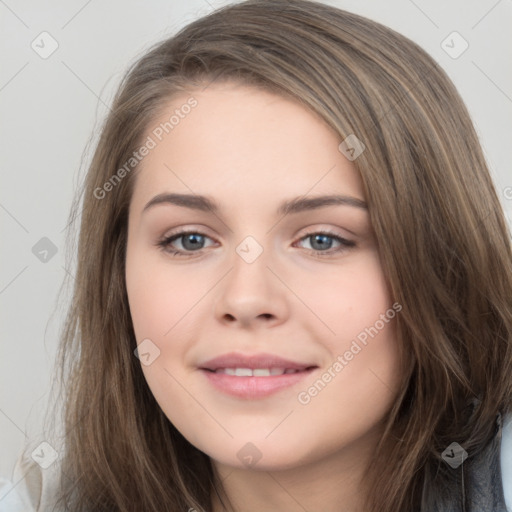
201, 367, 316, 376
198, 352, 319, 399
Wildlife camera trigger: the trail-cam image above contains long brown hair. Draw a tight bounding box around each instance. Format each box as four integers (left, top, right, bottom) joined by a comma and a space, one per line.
45, 0, 512, 510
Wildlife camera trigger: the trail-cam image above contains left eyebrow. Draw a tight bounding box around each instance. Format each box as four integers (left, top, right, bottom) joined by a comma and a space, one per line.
142, 193, 368, 216
277, 194, 367, 216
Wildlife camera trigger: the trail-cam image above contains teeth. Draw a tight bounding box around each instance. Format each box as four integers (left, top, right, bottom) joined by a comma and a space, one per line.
253, 369, 271, 377
235, 368, 252, 377
214, 367, 300, 376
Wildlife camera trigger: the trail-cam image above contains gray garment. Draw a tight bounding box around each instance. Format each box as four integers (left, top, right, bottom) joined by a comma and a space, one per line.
421, 412, 509, 512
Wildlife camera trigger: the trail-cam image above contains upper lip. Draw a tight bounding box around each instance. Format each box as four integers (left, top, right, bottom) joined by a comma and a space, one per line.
198, 352, 318, 371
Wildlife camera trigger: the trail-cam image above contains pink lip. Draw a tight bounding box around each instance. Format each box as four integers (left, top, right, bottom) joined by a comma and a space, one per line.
200, 368, 317, 399
198, 352, 316, 371
198, 352, 318, 400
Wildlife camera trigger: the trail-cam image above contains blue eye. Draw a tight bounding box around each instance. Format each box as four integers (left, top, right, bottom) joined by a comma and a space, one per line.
157, 231, 215, 257
156, 229, 356, 258
296, 231, 356, 256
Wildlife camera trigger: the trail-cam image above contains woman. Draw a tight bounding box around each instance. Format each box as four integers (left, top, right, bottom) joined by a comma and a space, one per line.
3, 0, 511, 510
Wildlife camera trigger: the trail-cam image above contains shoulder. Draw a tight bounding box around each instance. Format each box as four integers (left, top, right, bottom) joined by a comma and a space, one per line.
0, 442, 63, 512
502, 413, 512, 511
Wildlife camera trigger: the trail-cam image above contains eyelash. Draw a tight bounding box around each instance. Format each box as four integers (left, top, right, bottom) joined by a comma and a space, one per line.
156, 229, 356, 258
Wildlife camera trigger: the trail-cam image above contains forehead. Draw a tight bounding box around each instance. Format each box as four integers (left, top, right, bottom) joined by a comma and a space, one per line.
130, 82, 365, 213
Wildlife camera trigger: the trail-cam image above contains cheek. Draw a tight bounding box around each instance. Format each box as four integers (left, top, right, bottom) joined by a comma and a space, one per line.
125, 247, 203, 435
298, 318, 400, 427
288, 251, 400, 434
300, 249, 393, 338
125, 246, 209, 342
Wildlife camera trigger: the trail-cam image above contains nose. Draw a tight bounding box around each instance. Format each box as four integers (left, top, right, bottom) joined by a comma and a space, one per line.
213, 242, 289, 329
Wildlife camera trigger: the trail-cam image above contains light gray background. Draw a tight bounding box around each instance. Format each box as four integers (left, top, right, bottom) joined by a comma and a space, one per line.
1, 0, 511, 480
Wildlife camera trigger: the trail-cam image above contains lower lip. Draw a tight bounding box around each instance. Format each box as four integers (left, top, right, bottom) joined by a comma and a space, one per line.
199, 368, 317, 399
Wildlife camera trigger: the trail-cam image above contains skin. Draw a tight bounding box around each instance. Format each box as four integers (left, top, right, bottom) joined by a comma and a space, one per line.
125, 82, 402, 512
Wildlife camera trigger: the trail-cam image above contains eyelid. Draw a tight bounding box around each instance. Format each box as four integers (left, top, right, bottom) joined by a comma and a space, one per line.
161, 225, 215, 240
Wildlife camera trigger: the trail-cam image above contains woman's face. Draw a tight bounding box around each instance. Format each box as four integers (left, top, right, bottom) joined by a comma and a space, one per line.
125, 82, 401, 473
